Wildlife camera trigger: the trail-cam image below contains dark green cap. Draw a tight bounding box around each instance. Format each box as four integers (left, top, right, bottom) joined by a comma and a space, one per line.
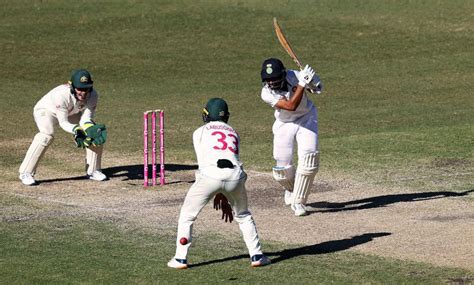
203, 98, 230, 123
70, 69, 93, 89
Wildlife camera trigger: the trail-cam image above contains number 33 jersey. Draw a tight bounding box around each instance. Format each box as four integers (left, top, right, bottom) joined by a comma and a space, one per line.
193, 121, 242, 170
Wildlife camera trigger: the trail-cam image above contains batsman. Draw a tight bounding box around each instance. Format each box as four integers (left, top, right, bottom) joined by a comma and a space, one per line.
260, 58, 323, 216
18, 69, 108, 185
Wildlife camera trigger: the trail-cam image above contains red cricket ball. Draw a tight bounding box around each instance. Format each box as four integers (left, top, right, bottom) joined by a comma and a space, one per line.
179, 237, 188, 245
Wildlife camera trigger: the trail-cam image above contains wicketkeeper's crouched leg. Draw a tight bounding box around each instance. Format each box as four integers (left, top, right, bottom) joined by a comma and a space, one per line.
85, 145, 103, 174
85, 145, 108, 181
19, 132, 54, 176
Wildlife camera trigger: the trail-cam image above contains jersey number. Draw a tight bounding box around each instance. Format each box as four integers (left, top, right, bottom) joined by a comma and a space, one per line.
211, 131, 238, 154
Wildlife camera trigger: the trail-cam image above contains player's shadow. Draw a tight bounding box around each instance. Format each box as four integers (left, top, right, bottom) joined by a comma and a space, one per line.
102, 163, 197, 182
36, 175, 87, 184
189, 232, 391, 268
36, 163, 197, 184
307, 189, 473, 213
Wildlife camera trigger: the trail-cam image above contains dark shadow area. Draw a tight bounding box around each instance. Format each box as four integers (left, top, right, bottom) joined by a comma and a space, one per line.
308, 189, 474, 213
190, 232, 391, 268
36, 163, 197, 184
102, 163, 197, 181
36, 175, 88, 184
269, 232, 391, 264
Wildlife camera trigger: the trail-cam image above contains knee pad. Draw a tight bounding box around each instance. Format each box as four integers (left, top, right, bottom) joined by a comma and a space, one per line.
298, 151, 320, 175
272, 165, 295, 191
292, 151, 320, 205
19, 133, 54, 175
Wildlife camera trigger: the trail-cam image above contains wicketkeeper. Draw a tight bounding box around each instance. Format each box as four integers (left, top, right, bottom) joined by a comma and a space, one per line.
260, 58, 323, 216
18, 69, 108, 186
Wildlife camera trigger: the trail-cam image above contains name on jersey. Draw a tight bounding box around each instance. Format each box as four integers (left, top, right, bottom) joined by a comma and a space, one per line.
205, 125, 236, 133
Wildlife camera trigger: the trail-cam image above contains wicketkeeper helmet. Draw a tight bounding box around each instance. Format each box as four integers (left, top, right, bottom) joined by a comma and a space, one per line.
202, 98, 230, 123
70, 69, 94, 89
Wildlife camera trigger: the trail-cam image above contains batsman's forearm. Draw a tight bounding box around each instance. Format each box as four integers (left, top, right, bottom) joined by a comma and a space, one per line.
277, 85, 305, 111
289, 85, 305, 109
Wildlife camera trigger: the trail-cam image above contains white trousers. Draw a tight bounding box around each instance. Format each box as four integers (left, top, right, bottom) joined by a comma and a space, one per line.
33, 109, 80, 135
272, 108, 318, 167
29, 109, 102, 174
174, 167, 263, 260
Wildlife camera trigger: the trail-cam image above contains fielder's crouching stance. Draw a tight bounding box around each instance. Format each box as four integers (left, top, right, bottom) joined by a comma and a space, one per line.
19, 69, 108, 186
260, 58, 323, 216
168, 98, 270, 269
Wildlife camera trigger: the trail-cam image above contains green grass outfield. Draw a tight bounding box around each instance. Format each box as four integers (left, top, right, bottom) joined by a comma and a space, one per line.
1, 194, 470, 284
1, 0, 473, 283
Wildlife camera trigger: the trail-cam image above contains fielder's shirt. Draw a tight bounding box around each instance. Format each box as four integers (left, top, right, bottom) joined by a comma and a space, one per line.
193, 121, 242, 174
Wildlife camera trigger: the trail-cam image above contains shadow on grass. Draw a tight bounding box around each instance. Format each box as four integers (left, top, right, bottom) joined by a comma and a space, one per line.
308, 189, 474, 213
102, 163, 197, 181
36, 163, 197, 184
190, 232, 391, 267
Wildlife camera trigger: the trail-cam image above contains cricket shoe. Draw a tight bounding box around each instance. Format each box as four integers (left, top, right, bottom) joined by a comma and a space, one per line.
88, 170, 108, 181
284, 190, 293, 206
250, 254, 271, 267
19, 173, 37, 186
167, 258, 188, 269
291, 203, 308, 216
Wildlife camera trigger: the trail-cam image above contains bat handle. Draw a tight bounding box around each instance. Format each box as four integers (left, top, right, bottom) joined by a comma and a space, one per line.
295, 60, 304, 70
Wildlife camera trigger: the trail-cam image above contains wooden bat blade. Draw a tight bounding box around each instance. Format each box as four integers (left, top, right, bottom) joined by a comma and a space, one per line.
273, 17, 303, 70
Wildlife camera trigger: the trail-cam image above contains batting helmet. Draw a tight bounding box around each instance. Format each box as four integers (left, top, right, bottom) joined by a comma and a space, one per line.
261, 58, 286, 90
202, 98, 230, 123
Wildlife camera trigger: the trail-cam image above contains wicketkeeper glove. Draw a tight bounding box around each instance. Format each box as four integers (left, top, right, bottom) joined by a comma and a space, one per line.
83, 122, 107, 146
73, 125, 90, 149
297, 64, 316, 87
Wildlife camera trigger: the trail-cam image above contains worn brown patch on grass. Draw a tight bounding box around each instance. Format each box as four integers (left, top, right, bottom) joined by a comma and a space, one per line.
1, 159, 473, 271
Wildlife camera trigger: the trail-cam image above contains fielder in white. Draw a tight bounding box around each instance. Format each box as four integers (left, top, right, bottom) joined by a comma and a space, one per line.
260, 58, 323, 216
19, 69, 108, 186
168, 98, 270, 269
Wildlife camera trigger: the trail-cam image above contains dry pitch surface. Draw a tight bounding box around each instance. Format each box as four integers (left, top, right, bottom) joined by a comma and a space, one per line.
2, 154, 473, 271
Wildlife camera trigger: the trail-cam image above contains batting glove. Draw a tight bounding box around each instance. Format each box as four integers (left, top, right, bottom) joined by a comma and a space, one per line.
297, 64, 316, 87
307, 74, 323, 94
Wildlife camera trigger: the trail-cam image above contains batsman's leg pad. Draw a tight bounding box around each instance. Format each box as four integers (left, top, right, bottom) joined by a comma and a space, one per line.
272, 165, 295, 191
292, 151, 320, 205
19, 133, 54, 175
85, 145, 103, 175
